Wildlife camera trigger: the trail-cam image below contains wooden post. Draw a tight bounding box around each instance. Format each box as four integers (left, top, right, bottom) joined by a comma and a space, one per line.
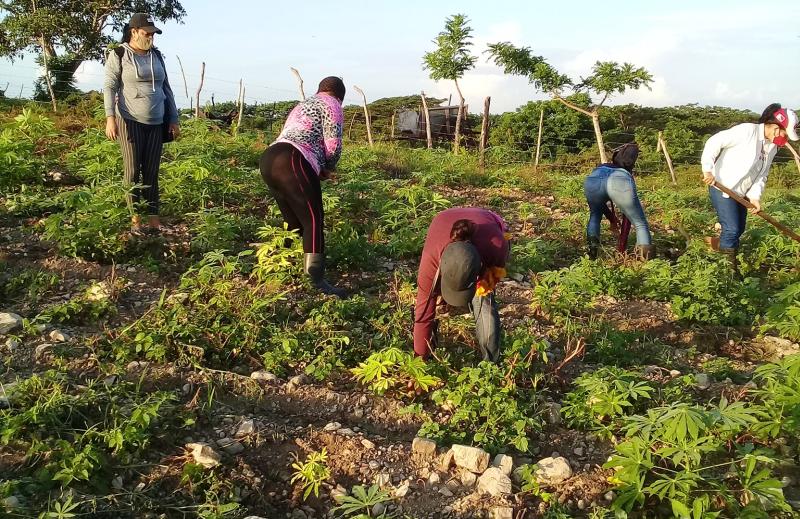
534, 108, 545, 173
785, 144, 800, 175
657, 131, 677, 185
347, 112, 357, 140
290, 67, 305, 101
390, 111, 396, 140
194, 62, 205, 118
453, 79, 464, 154
176, 55, 190, 100
479, 96, 491, 171
353, 85, 373, 146
237, 81, 245, 130
591, 112, 607, 164
420, 92, 433, 149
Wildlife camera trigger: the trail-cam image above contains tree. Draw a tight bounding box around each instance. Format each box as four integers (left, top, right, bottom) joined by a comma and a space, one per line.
0, 0, 186, 101
487, 41, 652, 162
422, 14, 477, 154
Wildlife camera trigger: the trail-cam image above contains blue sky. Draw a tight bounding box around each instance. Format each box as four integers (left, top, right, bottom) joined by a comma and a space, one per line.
2, 0, 799, 113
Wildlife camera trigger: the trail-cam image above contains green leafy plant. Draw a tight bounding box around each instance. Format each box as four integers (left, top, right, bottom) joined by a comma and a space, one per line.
351, 347, 441, 396
333, 484, 394, 518
290, 448, 331, 500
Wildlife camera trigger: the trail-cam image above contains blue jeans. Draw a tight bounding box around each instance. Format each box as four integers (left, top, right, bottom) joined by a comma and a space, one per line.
470, 293, 500, 363
584, 166, 652, 246
709, 186, 747, 249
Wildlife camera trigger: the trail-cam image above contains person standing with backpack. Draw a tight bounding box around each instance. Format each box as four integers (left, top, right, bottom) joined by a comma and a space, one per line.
103, 13, 179, 235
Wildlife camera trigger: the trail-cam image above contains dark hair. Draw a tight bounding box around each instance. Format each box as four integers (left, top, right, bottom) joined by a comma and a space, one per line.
758, 103, 783, 125
317, 76, 346, 102
611, 143, 639, 173
121, 23, 132, 43
450, 219, 475, 242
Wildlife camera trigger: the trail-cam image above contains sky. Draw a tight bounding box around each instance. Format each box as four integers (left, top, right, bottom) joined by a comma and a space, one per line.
1, 0, 799, 114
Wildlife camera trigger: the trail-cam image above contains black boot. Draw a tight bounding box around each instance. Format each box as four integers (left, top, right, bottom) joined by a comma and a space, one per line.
634, 244, 655, 261
587, 236, 600, 259
304, 253, 347, 299
719, 247, 739, 276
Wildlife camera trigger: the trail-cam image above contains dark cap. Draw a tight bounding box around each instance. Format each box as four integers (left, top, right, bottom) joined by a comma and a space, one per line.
129, 13, 162, 34
439, 241, 481, 307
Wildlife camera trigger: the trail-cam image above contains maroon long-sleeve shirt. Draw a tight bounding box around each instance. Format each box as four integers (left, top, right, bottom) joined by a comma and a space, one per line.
413, 207, 509, 358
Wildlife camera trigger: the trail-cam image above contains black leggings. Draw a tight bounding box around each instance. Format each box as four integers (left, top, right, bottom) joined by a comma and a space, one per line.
118, 116, 163, 215
259, 143, 324, 253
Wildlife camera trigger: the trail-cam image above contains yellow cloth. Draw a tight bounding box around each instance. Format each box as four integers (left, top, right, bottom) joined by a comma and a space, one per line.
475, 266, 506, 297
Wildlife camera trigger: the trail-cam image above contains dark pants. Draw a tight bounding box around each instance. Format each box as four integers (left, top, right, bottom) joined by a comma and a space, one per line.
584, 167, 651, 245
118, 117, 163, 215
259, 143, 324, 253
470, 293, 501, 362
709, 187, 747, 249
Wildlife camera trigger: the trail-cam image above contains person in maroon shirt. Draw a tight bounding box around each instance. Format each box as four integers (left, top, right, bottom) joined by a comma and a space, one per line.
413, 207, 510, 362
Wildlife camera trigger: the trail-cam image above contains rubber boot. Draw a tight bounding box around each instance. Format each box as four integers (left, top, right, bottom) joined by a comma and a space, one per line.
719, 247, 739, 277
587, 236, 600, 259
304, 253, 346, 299
634, 244, 655, 261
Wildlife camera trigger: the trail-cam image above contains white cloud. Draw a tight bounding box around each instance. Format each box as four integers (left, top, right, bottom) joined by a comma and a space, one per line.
74, 60, 105, 89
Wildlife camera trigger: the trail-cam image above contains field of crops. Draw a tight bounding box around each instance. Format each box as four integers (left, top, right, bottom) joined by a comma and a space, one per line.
2, 97, 800, 518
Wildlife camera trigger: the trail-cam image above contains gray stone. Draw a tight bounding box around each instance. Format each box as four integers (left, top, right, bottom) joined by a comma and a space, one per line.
338, 428, 356, 436
604, 491, 616, 501
439, 486, 454, 497
353, 407, 364, 419
289, 374, 310, 386
126, 360, 149, 371
186, 442, 222, 468
376, 473, 391, 488
369, 461, 380, 470
577, 499, 587, 510
2, 496, 21, 508
237, 419, 256, 437
394, 480, 410, 497
573, 447, 584, 457
112, 476, 124, 489
324, 422, 342, 432
535, 457, 573, 485
490, 507, 514, 519
48, 329, 69, 343
34, 343, 53, 360
0, 313, 22, 335
217, 437, 244, 455
694, 373, 711, 390
477, 467, 512, 496
371, 503, 386, 516
545, 402, 562, 425
669, 369, 681, 377
5, 338, 19, 352
451, 444, 490, 473
412, 437, 437, 459
250, 371, 278, 382
492, 453, 514, 476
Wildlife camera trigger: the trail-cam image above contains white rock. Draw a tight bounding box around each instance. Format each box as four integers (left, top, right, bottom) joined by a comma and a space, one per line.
187, 442, 222, 468
237, 419, 256, 437
477, 467, 512, 496
669, 369, 681, 377
428, 472, 441, 485
288, 374, 309, 386
545, 402, 562, 425
694, 373, 711, 390
394, 480, 410, 497
412, 437, 437, 459
0, 313, 22, 335
451, 445, 490, 473
250, 371, 278, 382
324, 422, 342, 432
439, 449, 455, 472
492, 454, 514, 476
48, 329, 69, 343
361, 438, 376, 450
577, 499, 588, 510
112, 476, 124, 489
338, 428, 356, 436
330, 484, 348, 502
534, 457, 573, 485
460, 470, 477, 487
490, 507, 514, 519
375, 473, 391, 488
604, 491, 616, 501
217, 437, 244, 455
369, 461, 380, 470
34, 343, 53, 360
126, 361, 149, 371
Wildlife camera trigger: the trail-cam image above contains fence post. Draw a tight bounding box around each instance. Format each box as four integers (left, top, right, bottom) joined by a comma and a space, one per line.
390, 111, 396, 140
347, 112, 357, 140
176, 55, 190, 101
236, 81, 245, 131
290, 67, 306, 101
421, 91, 433, 149
194, 62, 205, 118
534, 108, 545, 173
657, 131, 677, 185
353, 85, 373, 146
479, 96, 491, 171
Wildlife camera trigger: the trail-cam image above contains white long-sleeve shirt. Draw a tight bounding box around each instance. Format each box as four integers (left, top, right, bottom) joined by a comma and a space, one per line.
700, 123, 777, 201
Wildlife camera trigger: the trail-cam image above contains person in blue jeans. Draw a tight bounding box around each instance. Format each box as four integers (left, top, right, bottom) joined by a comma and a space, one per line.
583, 143, 653, 260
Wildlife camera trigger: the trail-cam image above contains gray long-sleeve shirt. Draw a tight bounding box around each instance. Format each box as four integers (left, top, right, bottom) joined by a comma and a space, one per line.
103, 44, 178, 126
